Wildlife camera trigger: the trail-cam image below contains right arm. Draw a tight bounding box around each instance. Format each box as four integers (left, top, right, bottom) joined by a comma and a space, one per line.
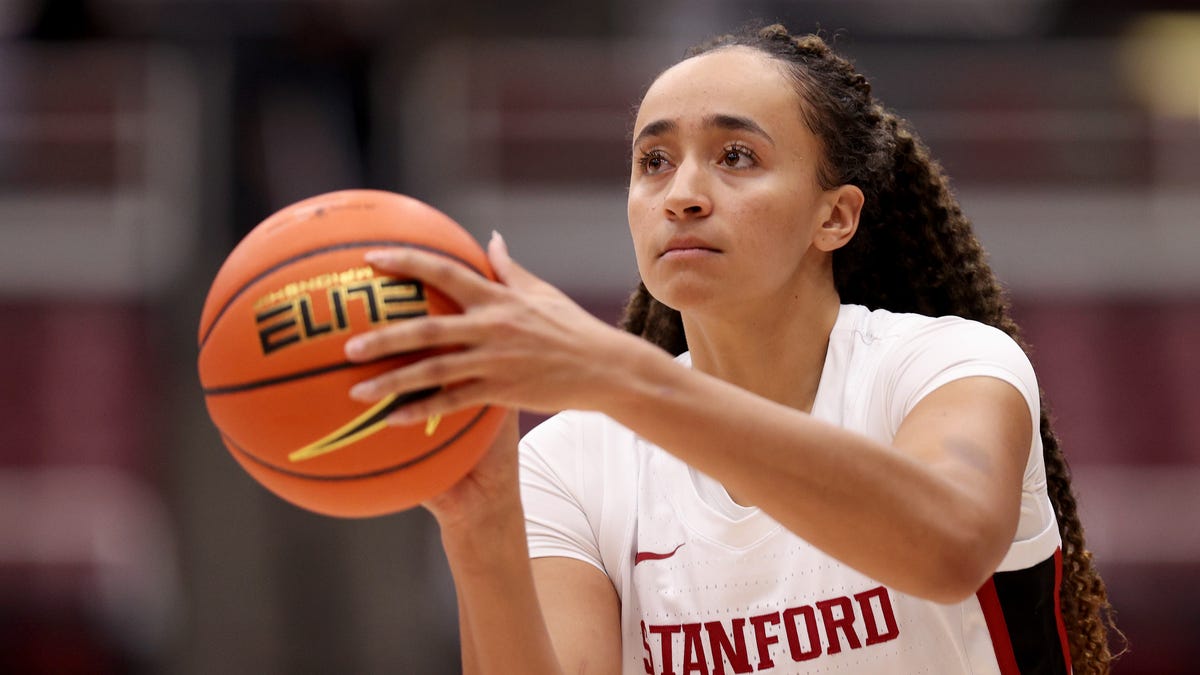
352, 240, 1031, 603
426, 414, 622, 674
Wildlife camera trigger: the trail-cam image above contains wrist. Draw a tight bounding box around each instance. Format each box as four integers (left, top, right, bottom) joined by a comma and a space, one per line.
439, 501, 529, 575
591, 333, 683, 421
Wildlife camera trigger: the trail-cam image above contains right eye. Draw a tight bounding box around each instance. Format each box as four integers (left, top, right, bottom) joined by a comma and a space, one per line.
636, 150, 671, 175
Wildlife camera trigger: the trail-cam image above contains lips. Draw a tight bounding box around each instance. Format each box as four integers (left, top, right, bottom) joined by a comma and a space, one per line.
660, 236, 721, 257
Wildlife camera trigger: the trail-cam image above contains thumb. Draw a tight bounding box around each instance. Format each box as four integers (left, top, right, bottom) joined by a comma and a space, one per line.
487, 230, 542, 290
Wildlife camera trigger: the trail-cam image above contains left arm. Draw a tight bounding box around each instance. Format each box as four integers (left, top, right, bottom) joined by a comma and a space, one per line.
598, 359, 1030, 602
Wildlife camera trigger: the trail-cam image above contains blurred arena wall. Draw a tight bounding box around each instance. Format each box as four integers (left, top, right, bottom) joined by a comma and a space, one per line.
1, 1, 1197, 673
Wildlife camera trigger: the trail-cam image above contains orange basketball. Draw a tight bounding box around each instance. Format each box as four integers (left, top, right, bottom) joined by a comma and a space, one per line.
197, 189, 505, 518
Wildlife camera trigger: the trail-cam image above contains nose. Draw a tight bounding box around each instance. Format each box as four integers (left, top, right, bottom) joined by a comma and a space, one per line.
663, 160, 712, 220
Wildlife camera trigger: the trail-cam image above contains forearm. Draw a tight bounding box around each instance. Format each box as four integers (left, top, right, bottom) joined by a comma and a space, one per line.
456, 582, 478, 675
597, 346, 1012, 601
440, 506, 564, 675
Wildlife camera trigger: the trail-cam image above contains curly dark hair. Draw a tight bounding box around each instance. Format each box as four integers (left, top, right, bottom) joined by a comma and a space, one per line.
620, 23, 1122, 674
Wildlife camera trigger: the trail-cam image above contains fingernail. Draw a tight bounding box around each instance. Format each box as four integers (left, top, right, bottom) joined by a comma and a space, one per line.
344, 336, 364, 357
349, 382, 373, 401
364, 250, 388, 264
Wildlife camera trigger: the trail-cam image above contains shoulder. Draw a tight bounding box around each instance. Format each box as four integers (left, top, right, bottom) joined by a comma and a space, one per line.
839, 305, 1039, 433
838, 305, 1031, 376
519, 409, 646, 579
838, 304, 1015, 348
521, 409, 638, 456
519, 410, 644, 495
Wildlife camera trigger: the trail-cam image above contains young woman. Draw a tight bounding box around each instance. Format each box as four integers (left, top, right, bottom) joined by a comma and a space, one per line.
344, 23, 1118, 675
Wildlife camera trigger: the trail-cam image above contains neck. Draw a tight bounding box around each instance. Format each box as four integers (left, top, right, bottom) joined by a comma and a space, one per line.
681, 278, 841, 414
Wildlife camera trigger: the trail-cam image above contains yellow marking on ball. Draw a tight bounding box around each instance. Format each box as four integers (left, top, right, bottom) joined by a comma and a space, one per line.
288, 394, 396, 462
425, 414, 442, 437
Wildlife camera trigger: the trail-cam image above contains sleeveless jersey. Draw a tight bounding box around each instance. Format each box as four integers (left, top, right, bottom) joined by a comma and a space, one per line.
520, 304, 1071, 674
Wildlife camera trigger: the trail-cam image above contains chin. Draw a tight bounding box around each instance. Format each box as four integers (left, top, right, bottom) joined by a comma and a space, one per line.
646, 280, 720, 314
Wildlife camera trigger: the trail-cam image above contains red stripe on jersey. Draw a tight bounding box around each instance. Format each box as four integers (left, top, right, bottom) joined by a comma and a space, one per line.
1052, 548, 1074, 673
977, 577, 1022, 675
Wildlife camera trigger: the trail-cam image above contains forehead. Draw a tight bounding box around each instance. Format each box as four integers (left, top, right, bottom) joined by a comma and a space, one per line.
634, 47, 805, 136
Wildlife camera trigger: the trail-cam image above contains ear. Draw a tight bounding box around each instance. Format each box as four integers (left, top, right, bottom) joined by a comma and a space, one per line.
813, 184, 863, 252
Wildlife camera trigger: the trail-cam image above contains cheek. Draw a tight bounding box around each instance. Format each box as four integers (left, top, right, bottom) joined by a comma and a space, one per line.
627, 180, 657, 216
732, 199, 815, 263
626, 197, 656, 270
744, 182, 818, 239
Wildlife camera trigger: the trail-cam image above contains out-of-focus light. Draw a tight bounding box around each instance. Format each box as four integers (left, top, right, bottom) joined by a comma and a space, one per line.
1119, 12, 1200, 120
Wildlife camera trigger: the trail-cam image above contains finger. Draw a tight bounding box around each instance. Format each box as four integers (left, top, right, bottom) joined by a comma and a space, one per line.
385, 379, 495, 426
344, 313, 481, 362
349, 349, 489, 403
487, 231, 551, 293
364, 246, 499, 308
486, 230, 515, 283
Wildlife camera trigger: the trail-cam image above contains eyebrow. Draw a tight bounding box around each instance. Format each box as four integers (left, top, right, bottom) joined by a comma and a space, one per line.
632, 113, 775, 147
632, 119, 676, 147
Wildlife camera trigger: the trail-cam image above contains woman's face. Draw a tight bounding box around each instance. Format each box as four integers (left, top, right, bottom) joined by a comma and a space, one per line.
627, 47, 837, 315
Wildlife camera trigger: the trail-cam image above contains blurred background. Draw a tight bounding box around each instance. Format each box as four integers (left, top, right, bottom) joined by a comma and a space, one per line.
1, 0, 1197, 672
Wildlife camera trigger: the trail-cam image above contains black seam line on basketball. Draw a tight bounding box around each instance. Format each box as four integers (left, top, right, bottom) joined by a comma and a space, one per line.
201, 351, 434, 395
198, 240, 487, 350
220, 406, 491, 481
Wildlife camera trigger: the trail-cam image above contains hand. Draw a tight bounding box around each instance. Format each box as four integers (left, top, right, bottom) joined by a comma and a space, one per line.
422, 409, 521, 531
344, 232, 647, 424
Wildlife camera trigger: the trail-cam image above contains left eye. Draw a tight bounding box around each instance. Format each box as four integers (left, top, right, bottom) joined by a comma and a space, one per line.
720, 146, 755, 168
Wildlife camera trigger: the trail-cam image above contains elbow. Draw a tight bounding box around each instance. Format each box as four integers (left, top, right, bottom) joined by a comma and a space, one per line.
921, 522, 1011, 604
926, 555, 993, 605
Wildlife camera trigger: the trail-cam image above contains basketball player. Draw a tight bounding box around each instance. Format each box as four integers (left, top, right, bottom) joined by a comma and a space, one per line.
344, 24, 1119, 674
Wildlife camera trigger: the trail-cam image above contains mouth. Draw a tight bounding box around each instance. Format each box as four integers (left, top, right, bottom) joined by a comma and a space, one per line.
660, 237, 721, 258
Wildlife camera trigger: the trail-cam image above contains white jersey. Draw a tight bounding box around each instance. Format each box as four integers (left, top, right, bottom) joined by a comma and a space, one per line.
520, 304, 1071, 675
